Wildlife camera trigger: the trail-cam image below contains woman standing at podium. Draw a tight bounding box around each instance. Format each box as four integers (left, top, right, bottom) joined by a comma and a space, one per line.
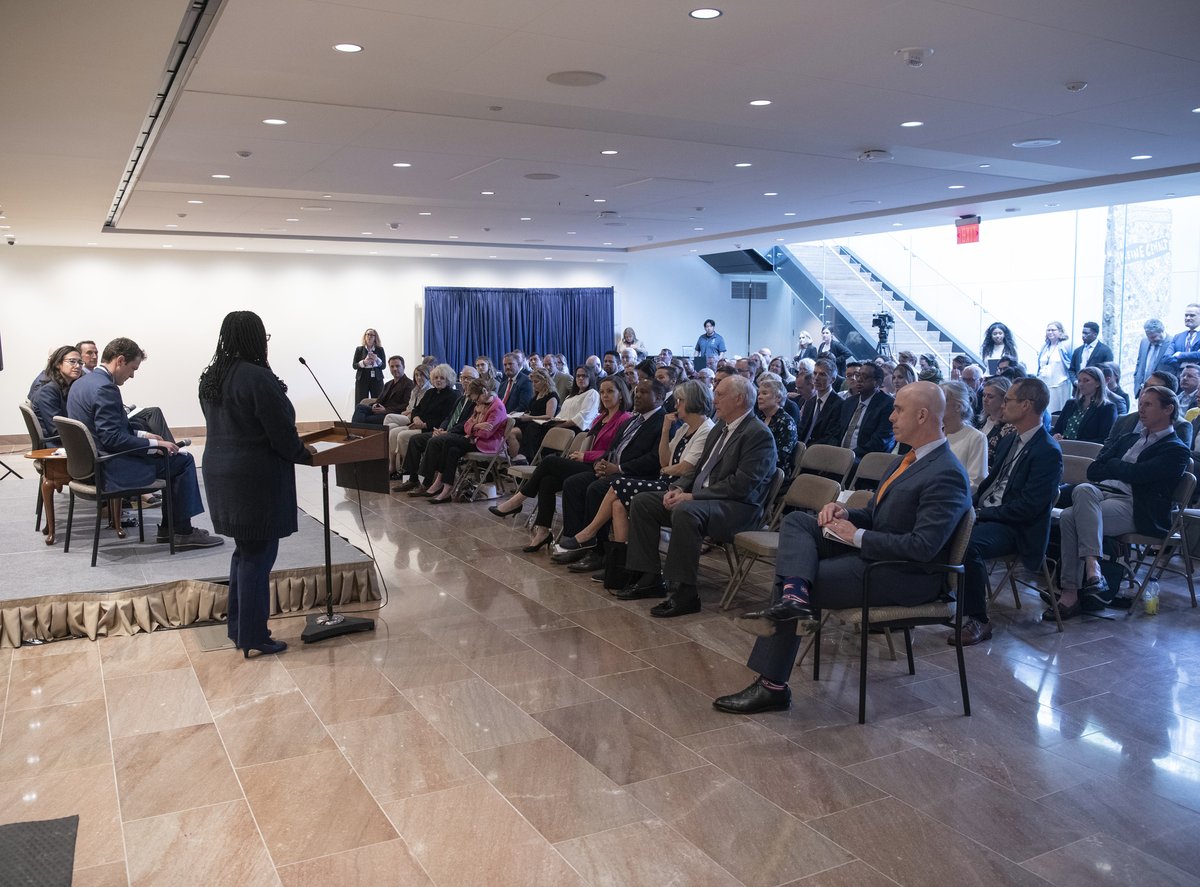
199, 311, 313, 658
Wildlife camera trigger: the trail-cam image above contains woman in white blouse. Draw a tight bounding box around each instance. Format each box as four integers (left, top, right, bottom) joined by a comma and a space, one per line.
548, 365, 602, 432
1036, 321, 1073, 414
941, 380, 988, 491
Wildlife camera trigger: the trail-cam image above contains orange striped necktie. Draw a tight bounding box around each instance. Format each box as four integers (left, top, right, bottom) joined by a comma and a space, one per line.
875, 450, 916, 503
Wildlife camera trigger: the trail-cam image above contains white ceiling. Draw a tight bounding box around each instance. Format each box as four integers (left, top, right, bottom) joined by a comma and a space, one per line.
3, 0, 1200, 261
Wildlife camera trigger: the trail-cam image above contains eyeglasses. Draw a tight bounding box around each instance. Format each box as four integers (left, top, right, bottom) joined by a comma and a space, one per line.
64, 358, 84, 366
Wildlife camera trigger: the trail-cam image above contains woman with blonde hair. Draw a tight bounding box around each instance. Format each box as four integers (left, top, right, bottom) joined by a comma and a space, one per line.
388, 364, 457, 480
424, 374, 508, 503
507, 367, 560, 462
352, 328, 386, 402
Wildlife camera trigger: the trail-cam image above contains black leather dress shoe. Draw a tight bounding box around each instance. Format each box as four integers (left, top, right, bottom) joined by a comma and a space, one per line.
650, 596, 701, 618
550, 547, 589, 565
713, 678, 791, 714
567, 551, 605, 573
615, 577, 667, 600
735, 598, 814, 637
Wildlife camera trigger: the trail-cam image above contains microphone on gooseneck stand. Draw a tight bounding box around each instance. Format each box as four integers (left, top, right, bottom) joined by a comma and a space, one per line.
299, 356, 359, 441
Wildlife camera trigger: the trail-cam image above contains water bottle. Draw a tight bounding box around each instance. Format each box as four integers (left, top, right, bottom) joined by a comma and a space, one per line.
1143, 579, 1160, 616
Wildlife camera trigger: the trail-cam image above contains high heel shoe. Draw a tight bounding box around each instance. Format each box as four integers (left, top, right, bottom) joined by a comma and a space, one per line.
242, 639, 288, 658
523, 530, 552, 553
489, 501, 523, 519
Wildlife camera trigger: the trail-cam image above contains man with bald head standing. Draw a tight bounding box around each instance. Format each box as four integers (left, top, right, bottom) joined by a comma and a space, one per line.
714, 382, 972, 713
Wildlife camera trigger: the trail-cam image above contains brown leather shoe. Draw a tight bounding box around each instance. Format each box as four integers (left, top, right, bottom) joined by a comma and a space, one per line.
947, 616, 992, 647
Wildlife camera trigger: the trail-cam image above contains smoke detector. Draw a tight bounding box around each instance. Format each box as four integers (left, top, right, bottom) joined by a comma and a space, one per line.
896, 47, 932, 68
857, 149, 894, 163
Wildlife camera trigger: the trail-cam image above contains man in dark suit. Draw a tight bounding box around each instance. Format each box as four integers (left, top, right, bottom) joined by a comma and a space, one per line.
823, 362, 894, 459
1069, 322, 1114, 378
797, 358, 841, 444
713, 382, 972, 713
65, 337, 221, 551
498, 352, 532, 413
351, 355, 413, 424
953, 378, 1062, 646
1133, 318, 1169, 393
622, 375, 777, 618
1158, 304, 1200, 375
553, 379, 668, 574
1053, 385, 1191, 619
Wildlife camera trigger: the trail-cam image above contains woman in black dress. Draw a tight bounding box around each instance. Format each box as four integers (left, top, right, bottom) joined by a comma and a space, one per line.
815, 326, 851, 378
200, 311, 312, 658
506, 368, 560, 462
28, 345, 85, 444
352, 328, 387, 402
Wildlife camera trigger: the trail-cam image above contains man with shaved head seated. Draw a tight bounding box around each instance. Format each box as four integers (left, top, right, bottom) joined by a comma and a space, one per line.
714, 382, 973, 714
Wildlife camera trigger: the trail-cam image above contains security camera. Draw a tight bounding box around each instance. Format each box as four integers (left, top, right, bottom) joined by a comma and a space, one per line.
896, 47, 932, 68
236, 150, 252, 158
387, 222, 401, 230
5, 237, 15, 246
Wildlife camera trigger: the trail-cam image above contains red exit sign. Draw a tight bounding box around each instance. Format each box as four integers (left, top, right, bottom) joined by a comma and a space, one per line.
956, 215, 980, 244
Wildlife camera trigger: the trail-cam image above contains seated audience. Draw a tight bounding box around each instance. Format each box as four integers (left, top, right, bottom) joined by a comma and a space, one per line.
953, 378, 1062, 646
389, 364, 457, 481
488, 376, 633, 551
498, 352, 533, 413
622, 375, 777, 618
713, 382, 971, 713
616, 326, 646, 359
755, 374, 798, 478
822, 362, 894, 459
1051, 366, 1119, 444
351, 355, 414, 425
892, 362, 916, 394
1101, 370, 1193, 452
506, 367, 560, 462
66, 337, 221, 550
767, 357, 795, 392
29, 345, 84, 444
400, 367, 479, 493
1179, 363, 1200, 412
1050, 386, 1189, 620
550, 379, 670, 575
798, 358, 842, 445
1100, 362, 1130, 414
941, 380, 988, 490
978, 377, 1017, 464
423, 374, 507, 503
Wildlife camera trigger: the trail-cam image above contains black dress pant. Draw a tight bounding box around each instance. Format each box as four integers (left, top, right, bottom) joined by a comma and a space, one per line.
519, 455, 593, 528
424, 433, 473, 485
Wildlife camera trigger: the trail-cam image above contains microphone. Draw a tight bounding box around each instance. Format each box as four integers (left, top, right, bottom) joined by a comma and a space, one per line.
299, 357, 358, 440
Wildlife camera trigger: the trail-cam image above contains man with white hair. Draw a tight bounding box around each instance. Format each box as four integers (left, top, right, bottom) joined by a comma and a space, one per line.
621, 374, 777, 618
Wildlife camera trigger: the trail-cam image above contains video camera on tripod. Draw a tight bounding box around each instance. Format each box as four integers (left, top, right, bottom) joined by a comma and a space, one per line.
871, 311, 894, 343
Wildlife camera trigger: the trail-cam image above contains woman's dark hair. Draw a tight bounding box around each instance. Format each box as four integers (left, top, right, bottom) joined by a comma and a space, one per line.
981, 322, 1018, 360
198, 311, 280, 402
635, 357, 657, 382
599, 374, 632, 412
571, 364, 599, 397
41, 345, 81, 395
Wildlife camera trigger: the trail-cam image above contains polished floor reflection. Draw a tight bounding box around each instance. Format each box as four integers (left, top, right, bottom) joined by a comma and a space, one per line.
2, 467, 1200, 886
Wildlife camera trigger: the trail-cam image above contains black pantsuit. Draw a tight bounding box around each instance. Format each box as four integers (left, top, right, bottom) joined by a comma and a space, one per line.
520, 455, 594, 528
424, 432, 472, 484
227, 538, 279, 647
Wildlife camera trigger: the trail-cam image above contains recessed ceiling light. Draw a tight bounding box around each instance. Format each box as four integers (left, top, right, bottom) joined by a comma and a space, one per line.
488, 255, 497, 259
1044, 202, 1059, 207
596, 259, 605, 262
689, 8, 722, 19
1192, 108, 1200, 114
776, 237, 785, 242
1131, 154, 1153, 160
601, 149, 619, 155
419, 212, 432, 216
546, 70, 606, 87
369, 251, 378, 255
165, 223, 178, 228
322, 195, 332, 199
162, 244, 173, 248
392, 162, 412, 168
285, 217, 300, 222
734, 162, 752, 168
892, 222, 903, 227
187, 199, 203, 204
763, 192, 778, 197
305, 248, 313, 252
693, 227, 705, 231
448, 235, 459, 239
86, 242, 96, 246
333, 43, 363, 53
235, 247, 245, 250
481, 191, 494, 195
900, 121, 923, 128
430, 253, 438, 257
261, 118, 287, 125
1012, 138, 1061, 148
593, 198, 606, 203
361, 231, 372, 235
520, 217, 532, 221
544, 257, 553, 261
603, 242, 613, 246
948, 184, 965, 190
211, 174, 230, 179
978, 163, 991, 169
567, 231, 577, 235
749, 99, 772, 107
1166, 192, 1176, 197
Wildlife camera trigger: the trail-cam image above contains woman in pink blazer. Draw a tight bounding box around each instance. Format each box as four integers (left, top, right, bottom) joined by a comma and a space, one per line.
426, 375, 508, 503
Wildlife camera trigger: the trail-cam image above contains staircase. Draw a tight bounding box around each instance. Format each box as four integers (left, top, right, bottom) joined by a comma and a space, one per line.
771, 244, 980, 368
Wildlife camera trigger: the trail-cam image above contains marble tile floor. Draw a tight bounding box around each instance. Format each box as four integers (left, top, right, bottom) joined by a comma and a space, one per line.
3, 468, 1200, 886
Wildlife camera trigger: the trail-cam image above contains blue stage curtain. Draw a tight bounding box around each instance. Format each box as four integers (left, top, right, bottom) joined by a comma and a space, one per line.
424, 286, 613, 371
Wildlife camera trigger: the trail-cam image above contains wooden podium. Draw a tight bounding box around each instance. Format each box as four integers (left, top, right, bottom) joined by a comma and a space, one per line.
296, 423, 386, 643
300, 423, 389, 493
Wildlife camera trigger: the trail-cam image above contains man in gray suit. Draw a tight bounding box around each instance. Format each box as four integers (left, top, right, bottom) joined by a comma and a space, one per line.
1133, 318, 1168, 393
621, 374, 777, 618
714, 382, 972, 713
